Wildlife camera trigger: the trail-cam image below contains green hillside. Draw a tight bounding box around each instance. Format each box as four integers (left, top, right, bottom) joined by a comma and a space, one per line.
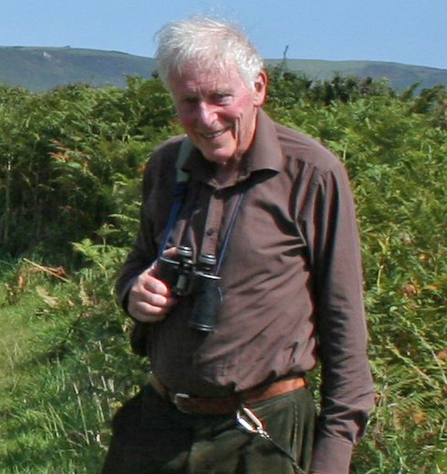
269, 58, 447, 91
0, 46, 446, 91
0, 46, 156, 91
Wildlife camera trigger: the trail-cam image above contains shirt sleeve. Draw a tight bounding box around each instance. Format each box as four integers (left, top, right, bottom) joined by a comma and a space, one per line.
115, 157, 159, 312
303, 161, 374, 474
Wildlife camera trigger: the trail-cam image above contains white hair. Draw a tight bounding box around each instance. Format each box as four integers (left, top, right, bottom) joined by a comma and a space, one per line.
155, 16, 264, 90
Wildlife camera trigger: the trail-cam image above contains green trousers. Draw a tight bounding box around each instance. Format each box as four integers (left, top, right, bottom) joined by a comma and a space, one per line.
101, 382, 315, 474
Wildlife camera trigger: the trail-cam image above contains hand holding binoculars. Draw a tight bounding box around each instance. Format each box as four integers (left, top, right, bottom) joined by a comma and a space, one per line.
154, 246, 222, 332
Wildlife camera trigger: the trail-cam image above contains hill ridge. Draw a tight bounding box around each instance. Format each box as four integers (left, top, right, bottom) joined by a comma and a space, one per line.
1, 46, 446, 92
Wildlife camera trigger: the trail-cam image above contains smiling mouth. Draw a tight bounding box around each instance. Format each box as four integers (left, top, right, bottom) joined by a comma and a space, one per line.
199, 127, 231, 139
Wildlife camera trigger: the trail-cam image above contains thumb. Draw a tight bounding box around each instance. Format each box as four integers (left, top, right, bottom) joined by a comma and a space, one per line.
162, 246, 178, 259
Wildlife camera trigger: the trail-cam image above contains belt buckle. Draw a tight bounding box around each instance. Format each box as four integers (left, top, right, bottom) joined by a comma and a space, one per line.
173, 392, 191, 413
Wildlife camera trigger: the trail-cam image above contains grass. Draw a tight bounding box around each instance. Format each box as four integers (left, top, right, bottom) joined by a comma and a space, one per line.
0, 259, 147, 474
1, 79, 447, 472
1, 244, 446, 473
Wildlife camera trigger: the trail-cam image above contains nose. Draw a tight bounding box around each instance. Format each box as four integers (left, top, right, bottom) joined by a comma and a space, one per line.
197, 102, 217, 126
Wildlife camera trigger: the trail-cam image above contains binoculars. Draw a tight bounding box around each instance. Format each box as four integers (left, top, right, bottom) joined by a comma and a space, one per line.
155, 246, 221, 332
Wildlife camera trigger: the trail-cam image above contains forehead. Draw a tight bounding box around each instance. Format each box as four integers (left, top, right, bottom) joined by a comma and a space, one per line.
168, 61, 248, 94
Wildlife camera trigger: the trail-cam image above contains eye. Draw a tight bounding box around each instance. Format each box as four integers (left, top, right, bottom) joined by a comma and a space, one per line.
176, 96, 199, 113
211, 93, 232, 105
184, 96, 199, 105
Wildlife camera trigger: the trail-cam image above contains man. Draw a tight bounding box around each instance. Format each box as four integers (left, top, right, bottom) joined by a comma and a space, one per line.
102, 16, 374, 474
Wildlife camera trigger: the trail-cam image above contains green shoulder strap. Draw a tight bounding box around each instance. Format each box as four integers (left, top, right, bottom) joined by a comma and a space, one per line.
175, 136, 193, 184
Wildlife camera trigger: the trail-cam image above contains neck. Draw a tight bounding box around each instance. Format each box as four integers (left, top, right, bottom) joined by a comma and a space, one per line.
214, 158, 242, 185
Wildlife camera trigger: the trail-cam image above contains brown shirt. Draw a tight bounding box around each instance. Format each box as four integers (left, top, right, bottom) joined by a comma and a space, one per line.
116, 109, 374, 474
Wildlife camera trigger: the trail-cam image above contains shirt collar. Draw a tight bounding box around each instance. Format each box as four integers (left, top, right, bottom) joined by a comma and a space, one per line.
243, 108, 283, 174
182, 108, 283, 185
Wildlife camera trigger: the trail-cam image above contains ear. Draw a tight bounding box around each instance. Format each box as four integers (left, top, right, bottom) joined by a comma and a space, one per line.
253, 70, 268, 106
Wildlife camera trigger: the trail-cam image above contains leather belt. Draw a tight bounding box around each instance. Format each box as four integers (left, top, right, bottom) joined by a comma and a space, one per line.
149, 374, 307, 415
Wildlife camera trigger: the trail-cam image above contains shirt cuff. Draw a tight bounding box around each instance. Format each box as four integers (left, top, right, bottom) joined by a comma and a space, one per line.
117, 276, 138, 316
310, 434, 353, 474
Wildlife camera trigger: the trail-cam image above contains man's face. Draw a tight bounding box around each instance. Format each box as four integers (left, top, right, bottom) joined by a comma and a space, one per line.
168, 63, 267, 165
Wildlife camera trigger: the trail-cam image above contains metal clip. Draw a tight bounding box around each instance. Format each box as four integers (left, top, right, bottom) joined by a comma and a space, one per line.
236, 406, 303, 474
236, 406, 269, 438
173, 392, 190, 412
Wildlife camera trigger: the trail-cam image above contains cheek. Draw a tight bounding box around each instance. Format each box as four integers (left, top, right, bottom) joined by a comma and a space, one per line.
230, 95, 255, 120
177, 112, 195, 129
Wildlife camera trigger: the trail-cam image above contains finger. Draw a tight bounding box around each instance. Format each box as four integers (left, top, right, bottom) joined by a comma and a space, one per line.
162, 246, 178, 258
143, 275, 171, 296
131, 309, 167, 324
128, 284, 177, 322
130, 284, 175, 310
143, 290, 176, 308
128, 298, 169, 322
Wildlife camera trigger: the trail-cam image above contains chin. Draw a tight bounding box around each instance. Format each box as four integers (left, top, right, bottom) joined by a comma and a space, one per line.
200, 147, 236, 163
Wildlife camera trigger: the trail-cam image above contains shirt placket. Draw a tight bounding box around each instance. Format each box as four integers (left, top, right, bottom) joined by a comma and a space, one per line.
200, 189, 225, 260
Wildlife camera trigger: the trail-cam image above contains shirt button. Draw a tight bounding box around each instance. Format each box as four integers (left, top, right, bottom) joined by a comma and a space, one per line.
206, 228, 216, 236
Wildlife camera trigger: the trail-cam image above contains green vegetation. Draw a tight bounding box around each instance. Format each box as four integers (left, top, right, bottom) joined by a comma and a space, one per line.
0, 71, 446, 473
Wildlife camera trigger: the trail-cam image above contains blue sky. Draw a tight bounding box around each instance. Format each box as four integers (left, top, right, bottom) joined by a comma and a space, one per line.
1, 0, 446, 70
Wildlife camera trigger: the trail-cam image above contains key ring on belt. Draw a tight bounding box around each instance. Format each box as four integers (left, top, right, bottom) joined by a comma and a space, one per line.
236, 406, 306, 474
